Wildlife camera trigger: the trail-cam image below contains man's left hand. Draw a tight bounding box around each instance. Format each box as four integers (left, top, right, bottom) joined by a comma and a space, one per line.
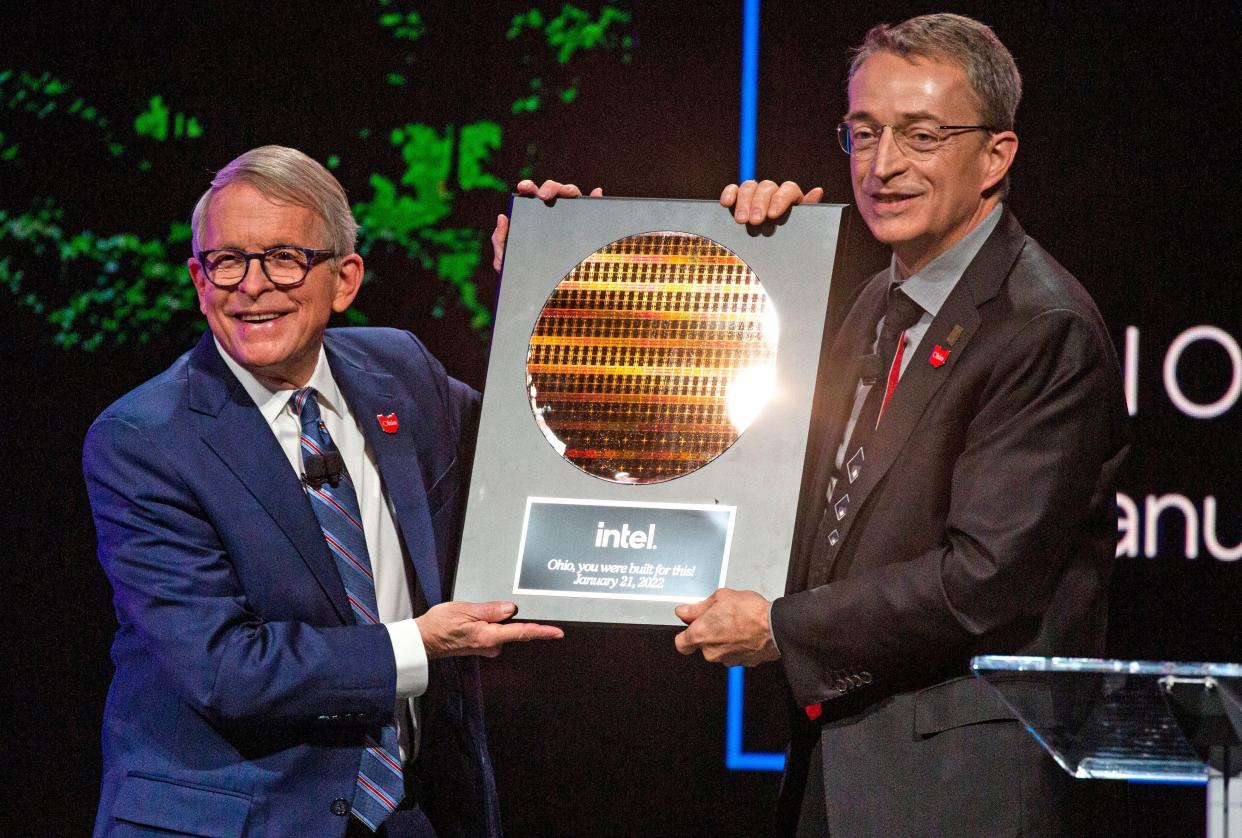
673, 588, 780, 666
491, 179, 604, 271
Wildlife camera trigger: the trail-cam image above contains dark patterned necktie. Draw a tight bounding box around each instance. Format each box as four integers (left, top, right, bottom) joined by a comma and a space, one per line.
843, 285, 924, 467
290, 387, 404, 831
810, 286, 923, 584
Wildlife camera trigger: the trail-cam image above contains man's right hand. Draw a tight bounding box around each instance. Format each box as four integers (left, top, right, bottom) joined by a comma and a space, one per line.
416, 600, 564, 658
720, 179, 824, 225
491, 179, 603, 271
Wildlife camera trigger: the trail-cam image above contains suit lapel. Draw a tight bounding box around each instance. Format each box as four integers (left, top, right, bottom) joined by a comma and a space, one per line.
829, 211, 1029, 555
188, 335, 351, 623
328, 337, 444, 607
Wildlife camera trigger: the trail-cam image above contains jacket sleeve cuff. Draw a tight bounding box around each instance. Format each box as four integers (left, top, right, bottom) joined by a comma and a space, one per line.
768, 599, 782, 656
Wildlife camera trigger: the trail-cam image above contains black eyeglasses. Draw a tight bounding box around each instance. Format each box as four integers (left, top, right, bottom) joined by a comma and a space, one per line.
195, 245, 336, 289
836, 122, 995, 160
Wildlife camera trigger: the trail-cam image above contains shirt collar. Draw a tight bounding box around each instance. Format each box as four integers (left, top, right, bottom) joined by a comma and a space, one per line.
213, 338, 344, 427
889, 203, 1004, 318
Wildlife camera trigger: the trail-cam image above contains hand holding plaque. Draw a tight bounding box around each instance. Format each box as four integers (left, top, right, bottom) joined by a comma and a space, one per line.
416, 600, 564, 659
491, 179, 603, 271
719, 179, 825, 225
673, 588, 780, 667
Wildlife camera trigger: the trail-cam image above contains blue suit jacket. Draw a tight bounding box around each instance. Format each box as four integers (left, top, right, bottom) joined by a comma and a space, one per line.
85, 328, 499, 837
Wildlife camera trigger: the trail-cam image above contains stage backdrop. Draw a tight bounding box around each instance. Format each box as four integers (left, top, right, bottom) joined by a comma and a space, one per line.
4, 2, 1237, 835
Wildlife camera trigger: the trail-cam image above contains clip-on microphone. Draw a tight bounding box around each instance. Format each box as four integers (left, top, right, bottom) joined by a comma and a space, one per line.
302, 451, 344, 490
858, 353, 882, 385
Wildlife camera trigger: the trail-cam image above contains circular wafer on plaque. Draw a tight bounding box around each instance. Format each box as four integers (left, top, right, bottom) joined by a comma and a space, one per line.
526, 231, 779, 484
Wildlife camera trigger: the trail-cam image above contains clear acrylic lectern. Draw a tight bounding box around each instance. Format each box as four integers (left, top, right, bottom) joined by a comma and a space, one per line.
972, 656, 1242, 838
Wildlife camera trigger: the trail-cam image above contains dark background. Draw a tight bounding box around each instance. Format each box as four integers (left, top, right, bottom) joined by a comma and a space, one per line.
4, 2, 1239, 835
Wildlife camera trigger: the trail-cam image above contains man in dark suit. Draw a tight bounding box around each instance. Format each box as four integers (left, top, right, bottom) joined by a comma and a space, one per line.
671, 13, 1129, 836
85, 145, 562, 837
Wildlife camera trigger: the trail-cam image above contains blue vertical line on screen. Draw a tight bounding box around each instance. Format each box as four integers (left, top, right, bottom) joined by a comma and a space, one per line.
725, 0, 787, 774
738, 0, 759, 182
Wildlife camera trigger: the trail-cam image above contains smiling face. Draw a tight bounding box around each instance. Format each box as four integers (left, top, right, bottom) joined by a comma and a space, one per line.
188, 183, 362, 389
847, 50, 1017, 275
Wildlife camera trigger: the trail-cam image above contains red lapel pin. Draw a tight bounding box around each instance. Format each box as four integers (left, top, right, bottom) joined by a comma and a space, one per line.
929, 345, 950, 367
377, 413, 400, 433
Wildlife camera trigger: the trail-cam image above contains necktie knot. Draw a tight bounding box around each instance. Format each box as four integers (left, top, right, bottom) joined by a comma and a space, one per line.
290, 387, 322, 429
858, 287, 923, 384
882, 286, 923, 338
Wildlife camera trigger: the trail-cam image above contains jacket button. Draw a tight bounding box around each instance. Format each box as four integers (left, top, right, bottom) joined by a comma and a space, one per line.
331, 797, 350, 816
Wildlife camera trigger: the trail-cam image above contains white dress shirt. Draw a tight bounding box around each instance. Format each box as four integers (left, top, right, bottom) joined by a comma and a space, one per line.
215, 340, 429, 759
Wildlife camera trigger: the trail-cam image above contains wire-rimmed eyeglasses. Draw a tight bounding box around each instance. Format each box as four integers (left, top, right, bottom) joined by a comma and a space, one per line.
836, 122, 995, 160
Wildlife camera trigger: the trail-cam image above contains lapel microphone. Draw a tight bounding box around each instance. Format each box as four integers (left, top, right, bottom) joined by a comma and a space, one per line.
302, 451, 345, 489
859, 353, 882, 385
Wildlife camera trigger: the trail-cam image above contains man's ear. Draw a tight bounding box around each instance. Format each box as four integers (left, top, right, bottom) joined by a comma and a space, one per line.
188, 257, 210, 316
981, 130, 1018, 194
331, 253, 364, 313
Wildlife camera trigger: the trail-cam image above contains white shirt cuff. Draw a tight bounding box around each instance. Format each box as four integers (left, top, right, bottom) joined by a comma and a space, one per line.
385, 618, 429, 698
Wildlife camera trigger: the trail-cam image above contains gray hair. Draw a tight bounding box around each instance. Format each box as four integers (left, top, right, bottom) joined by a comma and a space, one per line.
191, 145, 358, 258
849, 13, 1022, 132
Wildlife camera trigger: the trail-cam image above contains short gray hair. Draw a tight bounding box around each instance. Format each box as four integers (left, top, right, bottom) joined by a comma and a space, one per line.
849, 13, 1022, 132
191, 145, 358, 258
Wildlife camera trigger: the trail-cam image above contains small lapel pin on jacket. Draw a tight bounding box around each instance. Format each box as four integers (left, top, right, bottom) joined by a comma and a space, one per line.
946, 324, 964, 346
929, 345, 950, 368
377, 413, 400, 434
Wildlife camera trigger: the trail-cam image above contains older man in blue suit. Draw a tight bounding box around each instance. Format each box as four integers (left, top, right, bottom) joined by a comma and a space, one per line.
85, 145, 562, 837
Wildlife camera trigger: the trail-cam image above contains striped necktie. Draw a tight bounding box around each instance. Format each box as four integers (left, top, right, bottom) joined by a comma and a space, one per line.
290, 387, 405, 831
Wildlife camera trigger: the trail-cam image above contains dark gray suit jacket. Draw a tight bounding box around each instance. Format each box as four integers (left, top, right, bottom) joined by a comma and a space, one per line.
771, 211, 1128, 836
